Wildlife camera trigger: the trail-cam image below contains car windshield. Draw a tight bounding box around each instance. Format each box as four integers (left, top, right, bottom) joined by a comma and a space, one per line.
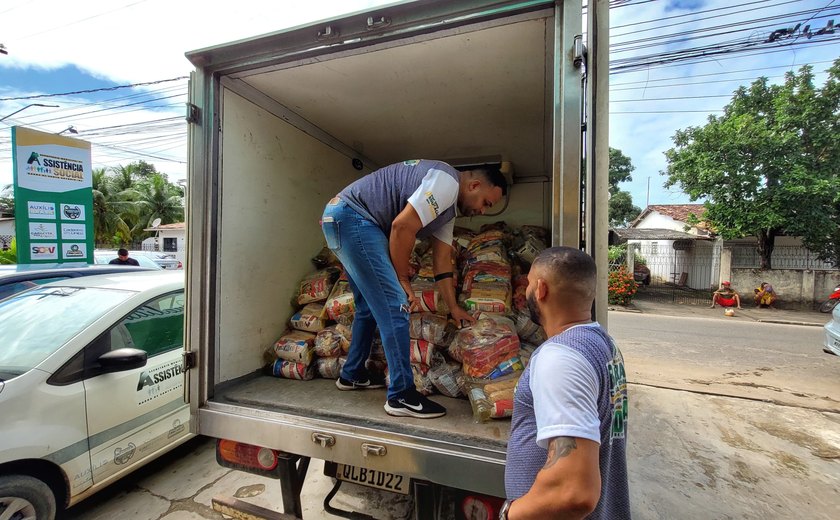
0, 286, 134, 380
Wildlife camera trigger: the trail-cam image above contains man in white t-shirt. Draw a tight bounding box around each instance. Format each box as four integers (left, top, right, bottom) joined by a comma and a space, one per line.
321, 160, 506, 418
502, 247, 630, 519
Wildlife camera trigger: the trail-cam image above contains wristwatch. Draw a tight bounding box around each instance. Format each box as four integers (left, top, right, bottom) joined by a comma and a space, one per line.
499, 499, 513, 520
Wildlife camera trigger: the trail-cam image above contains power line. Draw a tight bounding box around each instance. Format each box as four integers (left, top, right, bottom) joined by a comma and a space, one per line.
611, 0, 805, 31
609, 59, 838, 85
0, 77, 188, 102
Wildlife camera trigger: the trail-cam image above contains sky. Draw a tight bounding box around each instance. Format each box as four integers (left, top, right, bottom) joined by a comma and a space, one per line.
1, 0, 838, 209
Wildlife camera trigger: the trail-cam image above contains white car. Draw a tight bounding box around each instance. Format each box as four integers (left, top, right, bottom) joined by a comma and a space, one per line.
824, 302, 840, 356
0, 271, 191, 520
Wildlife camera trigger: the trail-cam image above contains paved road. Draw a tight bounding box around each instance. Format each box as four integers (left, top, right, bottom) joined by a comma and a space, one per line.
64, 313, 840, 519
609, 312, 839, 411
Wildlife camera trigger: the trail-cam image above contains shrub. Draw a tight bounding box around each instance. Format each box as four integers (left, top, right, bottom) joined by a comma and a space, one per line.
0, 237, 17, 265
608, 266, 638, 305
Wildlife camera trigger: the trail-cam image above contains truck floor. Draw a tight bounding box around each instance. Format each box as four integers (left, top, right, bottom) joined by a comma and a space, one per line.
214, 375, 511, 451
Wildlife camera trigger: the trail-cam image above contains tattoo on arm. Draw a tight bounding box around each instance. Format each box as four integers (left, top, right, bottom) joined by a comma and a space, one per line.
544, 437, 578, 469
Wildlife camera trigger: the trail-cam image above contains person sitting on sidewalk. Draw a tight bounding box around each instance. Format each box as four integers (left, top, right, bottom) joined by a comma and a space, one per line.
711, 281, 742, 309
754, 282, 777, 308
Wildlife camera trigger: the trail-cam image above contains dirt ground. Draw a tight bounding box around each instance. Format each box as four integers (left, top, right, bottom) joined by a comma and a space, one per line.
628, 385, 840, 520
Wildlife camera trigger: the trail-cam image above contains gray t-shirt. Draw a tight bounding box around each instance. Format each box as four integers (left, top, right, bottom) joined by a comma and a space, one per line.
338, 160, 460, 244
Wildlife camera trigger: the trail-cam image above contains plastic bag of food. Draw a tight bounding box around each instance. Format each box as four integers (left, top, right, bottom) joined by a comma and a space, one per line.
449, 317, 520, 378
290, 303, 326, 333
411, 285, 450, 315
273, 330, 316, 365
387, 363, 435, 395
519, 342, 537, 365
514, 235, 545, 265
464, 373, 520, 421
297, 267, 340, 305
486, 356, 524, 379
409, 339, 435, 366
513, 310, 546, 344
365, 358, 388, 375
465, 282, 511, 313
427, 360, 465, 398
336, 313, 355, 328
314, 325, 351, 357
269, 359, 315, 380
512, 275, 528, 311
409, 312, 452, 345
325, 276, 355, 321
316, 356, 346, 379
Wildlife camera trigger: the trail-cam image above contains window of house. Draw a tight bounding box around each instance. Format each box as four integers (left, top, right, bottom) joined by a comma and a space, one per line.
650, 241, 659, 255
163, 237, 178, 252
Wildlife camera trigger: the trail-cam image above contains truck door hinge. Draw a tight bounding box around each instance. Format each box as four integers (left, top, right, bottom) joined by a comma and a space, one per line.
573, 35, 587, 69
185, 103, 200, 124
183, 351, 197, 370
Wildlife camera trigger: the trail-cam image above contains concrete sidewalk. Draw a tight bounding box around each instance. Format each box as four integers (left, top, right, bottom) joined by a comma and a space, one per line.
612, 297, 829, 327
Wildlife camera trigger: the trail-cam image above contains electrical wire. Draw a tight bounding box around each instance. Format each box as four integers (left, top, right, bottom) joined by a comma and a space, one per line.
0, 77, 188, 102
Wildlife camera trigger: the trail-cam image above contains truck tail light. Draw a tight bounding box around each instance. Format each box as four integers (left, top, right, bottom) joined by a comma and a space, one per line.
459, 494, 503, 520
216, 439, 281, 476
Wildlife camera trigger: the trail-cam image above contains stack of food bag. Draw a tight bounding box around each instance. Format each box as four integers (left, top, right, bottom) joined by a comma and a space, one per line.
268, 266, 340, 380
409, 240, 454, 315
460, 229, 513, 314
449, 314, 521, 380
313, 324, 351, 379
324, 272, 355, 327
410, 313, 463, 397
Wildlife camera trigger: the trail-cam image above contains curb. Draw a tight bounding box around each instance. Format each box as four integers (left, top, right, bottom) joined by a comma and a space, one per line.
608, 305, 642, 313
756, 319, 824, 327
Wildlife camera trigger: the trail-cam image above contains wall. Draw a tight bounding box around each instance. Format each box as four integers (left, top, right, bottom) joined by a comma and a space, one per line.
0, 219, 14, 237
731, 268, 840, 304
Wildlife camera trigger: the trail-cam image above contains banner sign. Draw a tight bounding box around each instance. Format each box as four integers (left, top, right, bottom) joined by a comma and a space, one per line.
12, 127, 94, 264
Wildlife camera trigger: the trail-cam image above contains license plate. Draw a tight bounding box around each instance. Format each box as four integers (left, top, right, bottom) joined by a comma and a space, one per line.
335, 464, 410, 494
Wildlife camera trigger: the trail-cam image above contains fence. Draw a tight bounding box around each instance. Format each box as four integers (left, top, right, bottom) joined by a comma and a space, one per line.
731, 245, 836, 270
628, 241, 721, 305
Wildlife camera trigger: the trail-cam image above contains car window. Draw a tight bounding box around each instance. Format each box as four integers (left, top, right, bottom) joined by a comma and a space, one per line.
113, 291, 184, 357
0, 287, 134, 379
94, 253, 162, 269
0, 281, 38, 300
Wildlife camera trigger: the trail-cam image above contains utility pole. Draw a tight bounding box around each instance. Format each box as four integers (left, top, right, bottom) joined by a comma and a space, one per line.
0, 103, 59, 122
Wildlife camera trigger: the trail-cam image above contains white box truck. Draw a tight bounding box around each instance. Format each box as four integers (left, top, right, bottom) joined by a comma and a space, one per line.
183, 0, 609, 517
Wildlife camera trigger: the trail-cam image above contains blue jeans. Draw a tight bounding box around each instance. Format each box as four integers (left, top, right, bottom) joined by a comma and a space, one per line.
321, 198, 413, 400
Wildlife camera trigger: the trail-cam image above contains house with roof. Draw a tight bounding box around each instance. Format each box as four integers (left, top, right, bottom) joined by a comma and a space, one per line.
613, 204, 838, 300
142, 222, 186, 266
615, 204, 718, 290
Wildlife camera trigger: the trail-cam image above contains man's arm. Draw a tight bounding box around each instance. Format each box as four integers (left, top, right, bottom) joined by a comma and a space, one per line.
508, 437, 601, 520
431, 238, 475, 325
390, 205, 423, 302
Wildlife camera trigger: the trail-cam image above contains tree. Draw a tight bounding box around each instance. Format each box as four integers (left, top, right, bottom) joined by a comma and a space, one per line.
92, 167, 132, 244
663, 60, 840, 268
0, 185, 13, 217
608, 148, 641, 227
129, 173, 184, 237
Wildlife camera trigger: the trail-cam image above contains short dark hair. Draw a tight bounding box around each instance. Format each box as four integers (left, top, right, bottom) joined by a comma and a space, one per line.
532, 247, 596, 301
457, 164, 508, 196
118, 248, 129, 256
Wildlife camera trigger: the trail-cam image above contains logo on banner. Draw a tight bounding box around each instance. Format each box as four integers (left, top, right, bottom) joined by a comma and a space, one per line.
62, 243, 86, 259
27, 152, 42, 166
61, 223, 86, 240
29, 222, 57, 240
27, 201, 56, 220
61, 204, 84, 221
24, 152, 85, 182
31, 244, 58, 260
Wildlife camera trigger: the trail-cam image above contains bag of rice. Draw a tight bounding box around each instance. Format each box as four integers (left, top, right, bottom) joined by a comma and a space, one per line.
316, 356, 346, 379
290, 303, 326, 333
297, 267, 340, 305
427, 361, 465, 398
269, 359, 315, 380
325, 276, 355, 320
273, 330, 316, 365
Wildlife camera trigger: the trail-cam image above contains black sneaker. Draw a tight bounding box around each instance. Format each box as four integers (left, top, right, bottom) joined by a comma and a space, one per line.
384, 388, 446, 419
335, 373, 386, 391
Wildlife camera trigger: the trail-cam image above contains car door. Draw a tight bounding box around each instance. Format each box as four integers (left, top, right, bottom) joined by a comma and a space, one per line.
83, 290, 190, 484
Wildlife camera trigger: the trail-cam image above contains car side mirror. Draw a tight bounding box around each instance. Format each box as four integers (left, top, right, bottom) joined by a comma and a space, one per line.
98, 348, 148, 373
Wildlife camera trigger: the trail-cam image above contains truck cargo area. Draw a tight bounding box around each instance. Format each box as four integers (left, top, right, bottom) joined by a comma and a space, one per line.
187, 1, 582, 499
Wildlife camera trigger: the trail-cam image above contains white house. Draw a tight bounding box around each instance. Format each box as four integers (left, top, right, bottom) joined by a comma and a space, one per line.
142, 222, 186, 266
621, 204, 718, 290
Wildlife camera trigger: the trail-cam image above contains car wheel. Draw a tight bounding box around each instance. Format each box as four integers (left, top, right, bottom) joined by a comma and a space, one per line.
0, 474, 57, 520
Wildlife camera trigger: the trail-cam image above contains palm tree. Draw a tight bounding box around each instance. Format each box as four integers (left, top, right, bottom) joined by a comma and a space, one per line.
129, 173, 184, 238
92, 168, 132, 244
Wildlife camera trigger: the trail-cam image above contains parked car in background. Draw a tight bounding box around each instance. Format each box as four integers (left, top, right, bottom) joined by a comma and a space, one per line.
824, 302, 840, 356
92, 250, 163, 269
0, 271, 190, 520
0, 263, 156, 300
131, 250, 182, 270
